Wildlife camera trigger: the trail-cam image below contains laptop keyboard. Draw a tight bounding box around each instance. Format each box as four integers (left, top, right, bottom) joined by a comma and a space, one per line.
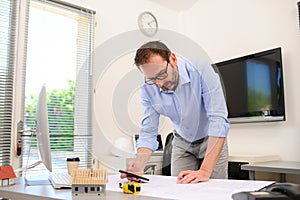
49, 172, 71, 188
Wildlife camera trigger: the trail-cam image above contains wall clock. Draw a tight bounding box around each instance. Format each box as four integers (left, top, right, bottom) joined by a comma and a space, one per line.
138, 11, 158, 37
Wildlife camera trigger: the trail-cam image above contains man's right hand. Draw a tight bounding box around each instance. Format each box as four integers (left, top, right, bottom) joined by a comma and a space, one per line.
120, 160, 144, 181
120, 147, 152, 181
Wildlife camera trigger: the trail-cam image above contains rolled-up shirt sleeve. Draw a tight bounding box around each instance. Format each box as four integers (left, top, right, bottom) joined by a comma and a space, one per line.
136, 87, 160, 151
200, 62, 230, 138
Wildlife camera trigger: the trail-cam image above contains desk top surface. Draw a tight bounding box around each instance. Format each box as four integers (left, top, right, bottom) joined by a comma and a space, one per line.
0, 174, 274, 200
241, 160, 300, 174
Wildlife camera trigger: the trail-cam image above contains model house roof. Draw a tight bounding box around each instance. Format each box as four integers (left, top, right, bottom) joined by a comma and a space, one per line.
0, 165, 16, 180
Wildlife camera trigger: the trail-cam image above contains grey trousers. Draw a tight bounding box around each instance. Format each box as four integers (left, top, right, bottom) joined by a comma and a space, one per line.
171, 134, 228, 179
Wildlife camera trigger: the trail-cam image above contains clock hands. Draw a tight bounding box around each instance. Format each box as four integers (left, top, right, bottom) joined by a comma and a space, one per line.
147, 20, 155, 27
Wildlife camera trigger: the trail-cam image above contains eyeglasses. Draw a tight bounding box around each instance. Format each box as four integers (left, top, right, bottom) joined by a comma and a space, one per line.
144, 62, 169, 85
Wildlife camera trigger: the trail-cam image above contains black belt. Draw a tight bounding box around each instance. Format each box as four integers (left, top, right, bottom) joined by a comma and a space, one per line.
173, 131, 206, 145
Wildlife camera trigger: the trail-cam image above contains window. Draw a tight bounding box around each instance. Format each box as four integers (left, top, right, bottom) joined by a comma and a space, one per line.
20, 0, 95, 174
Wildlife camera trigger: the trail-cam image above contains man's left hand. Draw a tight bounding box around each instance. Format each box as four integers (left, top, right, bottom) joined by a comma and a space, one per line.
177, 169, 210, 184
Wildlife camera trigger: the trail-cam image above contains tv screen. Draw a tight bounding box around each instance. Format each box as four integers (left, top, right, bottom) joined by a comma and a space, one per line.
213, 47, 285, 123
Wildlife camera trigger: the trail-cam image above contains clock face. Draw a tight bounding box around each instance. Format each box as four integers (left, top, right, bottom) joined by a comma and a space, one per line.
138, 11, 158, 37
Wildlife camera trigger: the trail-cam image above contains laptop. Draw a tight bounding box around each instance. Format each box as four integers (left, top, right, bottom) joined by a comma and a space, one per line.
133, 134, 164, 155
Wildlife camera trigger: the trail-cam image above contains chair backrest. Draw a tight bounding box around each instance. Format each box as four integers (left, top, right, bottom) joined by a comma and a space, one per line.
162, 132, 174, 176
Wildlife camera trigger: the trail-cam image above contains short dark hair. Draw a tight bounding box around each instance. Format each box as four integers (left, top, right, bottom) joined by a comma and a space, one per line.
134, 41, 171, 67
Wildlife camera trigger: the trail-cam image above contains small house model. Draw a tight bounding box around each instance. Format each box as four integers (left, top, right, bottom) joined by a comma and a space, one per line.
71, 168, 108, 196
0, 165, 17, 187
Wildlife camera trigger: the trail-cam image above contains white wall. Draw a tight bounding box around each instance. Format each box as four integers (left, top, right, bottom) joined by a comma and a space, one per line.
177, 0, 300, 162
71, 0, 300, 163
75, 0, 179, 159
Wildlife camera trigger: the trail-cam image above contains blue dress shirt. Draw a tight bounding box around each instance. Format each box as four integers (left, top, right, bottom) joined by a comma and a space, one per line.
136, 59, 230, 151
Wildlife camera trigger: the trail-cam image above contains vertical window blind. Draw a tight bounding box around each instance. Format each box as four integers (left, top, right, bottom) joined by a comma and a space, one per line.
0, 0, 18, 166
21, 0, 95, 174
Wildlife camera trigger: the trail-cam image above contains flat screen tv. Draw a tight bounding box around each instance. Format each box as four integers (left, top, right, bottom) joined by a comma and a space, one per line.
213, 47, 286, 123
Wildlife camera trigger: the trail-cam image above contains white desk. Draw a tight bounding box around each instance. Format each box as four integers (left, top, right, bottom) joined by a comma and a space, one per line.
241, 160, 300, 182
0, 175, 274, 200
0, 176, 164, 200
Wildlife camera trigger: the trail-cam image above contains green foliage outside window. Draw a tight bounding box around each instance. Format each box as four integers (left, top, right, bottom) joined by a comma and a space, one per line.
24, 80, 75, 151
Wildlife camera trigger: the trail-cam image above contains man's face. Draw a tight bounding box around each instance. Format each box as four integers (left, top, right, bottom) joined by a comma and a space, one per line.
140, 54, 178, 91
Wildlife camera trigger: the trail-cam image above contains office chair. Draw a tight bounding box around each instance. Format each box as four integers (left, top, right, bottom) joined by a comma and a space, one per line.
162, 132, 174, 176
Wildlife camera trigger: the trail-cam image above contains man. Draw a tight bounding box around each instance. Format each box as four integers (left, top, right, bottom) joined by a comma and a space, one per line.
120, 41, 230, 184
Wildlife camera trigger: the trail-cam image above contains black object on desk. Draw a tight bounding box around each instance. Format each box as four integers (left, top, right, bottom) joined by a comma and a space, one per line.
232, 183, 300, 200
118, 170, 150, 182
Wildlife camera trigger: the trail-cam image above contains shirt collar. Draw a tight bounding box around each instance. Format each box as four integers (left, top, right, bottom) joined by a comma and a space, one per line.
160, 59, 190, 93
177, 59, 191, 85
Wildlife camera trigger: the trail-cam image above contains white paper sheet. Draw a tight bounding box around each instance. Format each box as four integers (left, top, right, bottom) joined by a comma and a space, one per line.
106, 174, 274, 200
